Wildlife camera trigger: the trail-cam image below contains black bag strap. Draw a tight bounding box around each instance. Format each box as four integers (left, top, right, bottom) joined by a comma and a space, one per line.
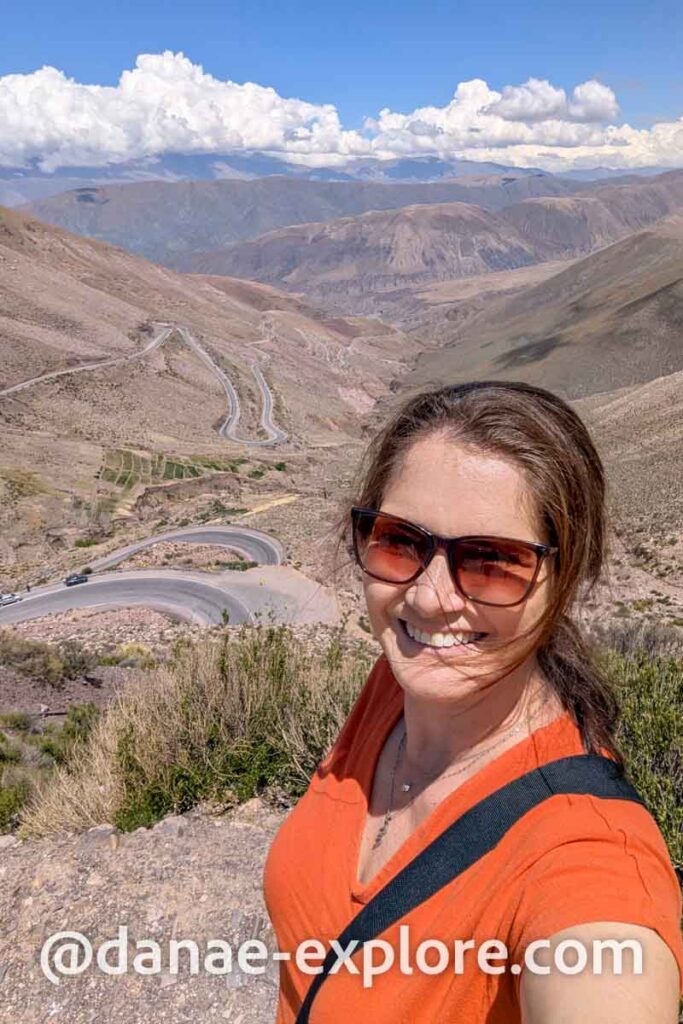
294, 753, 644, 1024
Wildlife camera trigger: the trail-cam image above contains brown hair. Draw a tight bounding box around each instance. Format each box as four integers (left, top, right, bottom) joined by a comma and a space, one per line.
330, 380, 624, 769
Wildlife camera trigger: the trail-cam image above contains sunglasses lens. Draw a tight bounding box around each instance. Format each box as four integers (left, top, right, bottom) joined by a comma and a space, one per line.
455, 539, 539, 606
352, 511, 544, 606
354, 512, 426, 582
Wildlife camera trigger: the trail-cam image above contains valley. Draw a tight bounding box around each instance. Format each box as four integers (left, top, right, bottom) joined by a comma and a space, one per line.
1, 161, 682, 690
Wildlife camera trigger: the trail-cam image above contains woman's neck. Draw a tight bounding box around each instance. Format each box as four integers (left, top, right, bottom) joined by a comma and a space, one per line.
400, 661, 563, 779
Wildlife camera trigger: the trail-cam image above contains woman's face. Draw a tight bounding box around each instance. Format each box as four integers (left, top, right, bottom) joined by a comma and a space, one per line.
361, 435, 554, 703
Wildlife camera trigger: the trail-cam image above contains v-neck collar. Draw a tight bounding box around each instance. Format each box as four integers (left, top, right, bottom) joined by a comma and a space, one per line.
349, 677, 573, 904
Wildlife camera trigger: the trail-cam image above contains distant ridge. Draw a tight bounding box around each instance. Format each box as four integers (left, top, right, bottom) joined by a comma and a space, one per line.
21, 173, 580, 264
172, 170, 683, 309
403, 213, 683, 399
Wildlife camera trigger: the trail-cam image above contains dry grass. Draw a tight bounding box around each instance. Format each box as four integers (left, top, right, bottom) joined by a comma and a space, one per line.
19, 617, 373, 837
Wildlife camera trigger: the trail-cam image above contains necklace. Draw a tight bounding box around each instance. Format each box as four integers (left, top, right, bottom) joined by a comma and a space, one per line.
371, 691, 552, 852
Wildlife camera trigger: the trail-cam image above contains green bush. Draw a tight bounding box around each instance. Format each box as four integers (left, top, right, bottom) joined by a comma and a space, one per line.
0, 712, 31, 731
37, 703, 100, 765
74, 537, 97, 548
0, 734, 21, 763
603, 649, 682, 865
109, 620, 369, 831
0, 783, 28, 832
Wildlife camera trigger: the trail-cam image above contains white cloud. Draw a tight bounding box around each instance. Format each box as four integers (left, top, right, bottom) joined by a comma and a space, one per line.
485, 77, 619, 123
0, 52, 681, 173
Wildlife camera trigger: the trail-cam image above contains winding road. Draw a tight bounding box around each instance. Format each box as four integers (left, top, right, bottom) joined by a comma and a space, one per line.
0, 322, 288, 447
0, 327, 173, 397
0, 333, 315, 625
0, 527, 337, 627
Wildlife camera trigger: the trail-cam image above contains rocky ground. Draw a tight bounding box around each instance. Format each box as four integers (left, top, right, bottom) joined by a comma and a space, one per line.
0, 798, 286, 1024
114, 542, 250, 571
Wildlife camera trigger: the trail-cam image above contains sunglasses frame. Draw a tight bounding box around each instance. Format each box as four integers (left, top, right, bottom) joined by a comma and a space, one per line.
350, 505, 559, 608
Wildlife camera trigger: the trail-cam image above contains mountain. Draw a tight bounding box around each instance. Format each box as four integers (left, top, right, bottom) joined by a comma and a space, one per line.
572, 367, 683, 540
557, 166, 677, 182
401, 214, 683, 400
177, 202, 541, 304
499, 170, 683, 258
1, 154, 555, 208
3, 153, 675, 208
172, 170, 683, 312
20, 174, 581, 264
0, 205, 418, 577
0, 204, 414, 436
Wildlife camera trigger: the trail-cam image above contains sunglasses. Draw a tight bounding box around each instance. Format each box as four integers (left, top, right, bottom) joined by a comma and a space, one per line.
350, 506, 558, 608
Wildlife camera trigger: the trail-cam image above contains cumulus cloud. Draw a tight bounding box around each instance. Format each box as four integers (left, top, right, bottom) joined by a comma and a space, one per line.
0, 52, 681, 173
485, 77, 619, 123
0, 52, 370, 171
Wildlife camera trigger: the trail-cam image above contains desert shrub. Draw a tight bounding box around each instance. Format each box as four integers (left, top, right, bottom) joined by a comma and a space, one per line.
19, 614, 373, 835
0, 712, 31, 731
37, 704, 100, 765
0, 734, 21, 763
58, 640, 97, 679
602, 649, 682, 865
0, 631, 65, 685
98, 642, 155, 670
0, 631, 95, 684
74, 537, 97, 548
0, 782, 28, 832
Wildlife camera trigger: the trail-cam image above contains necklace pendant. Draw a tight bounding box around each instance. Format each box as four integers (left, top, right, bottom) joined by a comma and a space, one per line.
401, 782, 411, 792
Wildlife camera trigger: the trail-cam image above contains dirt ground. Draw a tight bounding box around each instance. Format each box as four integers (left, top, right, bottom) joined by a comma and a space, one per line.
0, 799, 286, 1024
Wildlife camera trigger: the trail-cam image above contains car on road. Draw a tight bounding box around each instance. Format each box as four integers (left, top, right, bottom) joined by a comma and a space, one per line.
0, 592, 22, 606
64, 573, 89, 587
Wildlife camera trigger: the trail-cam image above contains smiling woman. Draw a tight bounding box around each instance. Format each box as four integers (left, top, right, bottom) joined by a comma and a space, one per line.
263, 380, 683, 1024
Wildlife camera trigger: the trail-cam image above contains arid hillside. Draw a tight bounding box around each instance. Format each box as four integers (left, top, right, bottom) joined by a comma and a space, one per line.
178, 202, 541, 301
404, 214, 683, 399
370, 216, 683, 547
21, 173, 580, 264
574, 368, 683, 543
499, 169, 683, 258
0, 206, 416, 581
170, 170, 683, 313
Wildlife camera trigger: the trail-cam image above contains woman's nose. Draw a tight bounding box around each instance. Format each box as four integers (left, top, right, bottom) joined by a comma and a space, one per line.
404, 549, 467, 611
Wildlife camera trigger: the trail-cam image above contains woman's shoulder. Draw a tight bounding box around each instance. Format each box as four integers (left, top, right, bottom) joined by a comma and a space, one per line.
503, 783, 683, 983
316, 653, 400, 774
511, 780, 678, 876
508, 718, 680, 897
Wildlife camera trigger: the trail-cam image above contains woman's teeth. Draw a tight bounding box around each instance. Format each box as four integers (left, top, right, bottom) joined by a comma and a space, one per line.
401, 620, 487, 648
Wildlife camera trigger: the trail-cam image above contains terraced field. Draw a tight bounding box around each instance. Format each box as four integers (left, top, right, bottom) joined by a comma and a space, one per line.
94, 449, 250, 519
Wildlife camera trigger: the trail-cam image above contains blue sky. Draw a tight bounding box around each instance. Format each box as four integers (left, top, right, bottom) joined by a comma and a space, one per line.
1, 0, 682, 172
3, 0, 681, 128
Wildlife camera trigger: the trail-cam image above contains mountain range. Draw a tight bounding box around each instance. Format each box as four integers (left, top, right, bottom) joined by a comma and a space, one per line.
3, 160, 683, 584
20, 172, 583, 265
167, 170, 683, 311
4, 152, 669, 208
20, 171, 683, 315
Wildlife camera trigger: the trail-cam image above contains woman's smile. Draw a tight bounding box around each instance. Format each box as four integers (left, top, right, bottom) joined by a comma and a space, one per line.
396, 617, 490, 653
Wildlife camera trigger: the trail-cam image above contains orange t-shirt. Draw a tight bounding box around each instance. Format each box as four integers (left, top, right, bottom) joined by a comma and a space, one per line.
263, 654, 683, 1022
